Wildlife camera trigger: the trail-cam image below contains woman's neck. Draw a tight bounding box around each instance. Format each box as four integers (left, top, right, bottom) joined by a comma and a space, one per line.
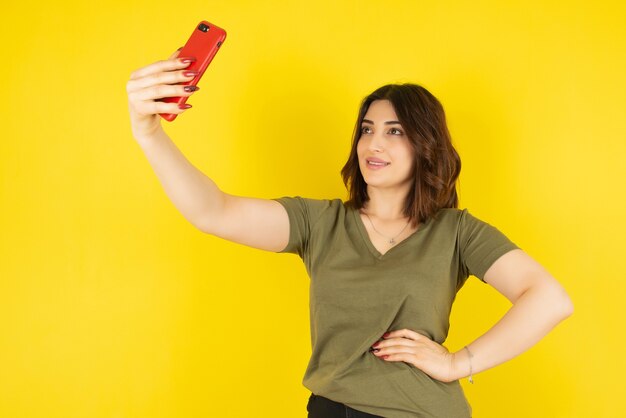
362, 188, 407, 221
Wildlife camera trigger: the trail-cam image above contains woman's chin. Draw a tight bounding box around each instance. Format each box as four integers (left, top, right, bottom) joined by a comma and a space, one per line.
363, 178, 389, 188
364, 177, 413, 190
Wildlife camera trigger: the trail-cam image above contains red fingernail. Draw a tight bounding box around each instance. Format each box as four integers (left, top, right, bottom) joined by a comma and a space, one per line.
180, 57, 196, 63
178, 104, 192, 109
372, 341, 380, 348
382, 355, 389, 359
383, 332, 391, 338
183, 71, 199, 77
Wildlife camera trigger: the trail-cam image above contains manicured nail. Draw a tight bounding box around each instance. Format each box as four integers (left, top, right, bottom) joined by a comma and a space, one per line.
184, 85, 199, 92
382, 355, 389, 360
178, 104, 192, 109
372, 341, 380, 348
382, 332, 391, 338
183, 71, 198, 77
180, 57, 196, 63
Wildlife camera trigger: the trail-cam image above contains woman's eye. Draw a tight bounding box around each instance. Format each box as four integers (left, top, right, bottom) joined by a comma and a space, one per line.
360, 126, 403, 135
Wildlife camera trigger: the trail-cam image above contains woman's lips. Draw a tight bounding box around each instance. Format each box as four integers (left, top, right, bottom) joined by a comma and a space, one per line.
365, 158, 391, 170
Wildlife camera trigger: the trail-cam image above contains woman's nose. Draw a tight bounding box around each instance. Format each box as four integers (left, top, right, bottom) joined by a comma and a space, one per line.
369, 135, 384, 152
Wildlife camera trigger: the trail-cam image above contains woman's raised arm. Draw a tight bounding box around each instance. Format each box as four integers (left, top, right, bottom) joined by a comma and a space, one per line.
126, 49, 290, 253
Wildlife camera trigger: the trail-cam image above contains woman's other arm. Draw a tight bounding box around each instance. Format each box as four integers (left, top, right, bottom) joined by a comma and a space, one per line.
451, 249, 574, 380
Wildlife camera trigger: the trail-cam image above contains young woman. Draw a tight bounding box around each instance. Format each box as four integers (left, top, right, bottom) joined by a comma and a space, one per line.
126, 48, 574, 418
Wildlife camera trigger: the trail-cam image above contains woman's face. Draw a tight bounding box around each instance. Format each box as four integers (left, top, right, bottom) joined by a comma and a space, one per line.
356, 99, 415, 191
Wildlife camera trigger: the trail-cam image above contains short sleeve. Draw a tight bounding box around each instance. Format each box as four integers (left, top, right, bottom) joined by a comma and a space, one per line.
458, 208, 521, 283
271, 196, 333, 258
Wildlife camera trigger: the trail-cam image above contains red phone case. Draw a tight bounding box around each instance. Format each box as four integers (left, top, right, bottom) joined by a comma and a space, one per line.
158, 20, 227, 122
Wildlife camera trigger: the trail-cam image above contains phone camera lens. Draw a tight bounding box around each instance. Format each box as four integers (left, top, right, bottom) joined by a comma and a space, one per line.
198, 23, 209, 32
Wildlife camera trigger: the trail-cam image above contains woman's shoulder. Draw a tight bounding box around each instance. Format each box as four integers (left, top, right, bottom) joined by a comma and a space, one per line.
426, 207, 468, 230
275, 195, 344, 208
430, 207, 500, 234
432, 207, 466, 220
272, 195, 346, 223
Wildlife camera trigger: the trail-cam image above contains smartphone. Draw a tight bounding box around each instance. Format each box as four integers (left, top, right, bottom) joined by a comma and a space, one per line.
158, 20, 227, 122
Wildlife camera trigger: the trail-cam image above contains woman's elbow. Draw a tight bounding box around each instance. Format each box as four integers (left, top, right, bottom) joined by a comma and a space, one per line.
538, 279, 574, 319
553, 283, 574, 318
561, 295, 574, 318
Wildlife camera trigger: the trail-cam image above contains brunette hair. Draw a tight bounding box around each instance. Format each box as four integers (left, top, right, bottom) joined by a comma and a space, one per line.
340, 83, 461, 228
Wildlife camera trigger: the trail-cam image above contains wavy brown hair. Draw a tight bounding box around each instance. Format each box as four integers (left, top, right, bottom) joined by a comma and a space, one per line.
341, 83, 461, 228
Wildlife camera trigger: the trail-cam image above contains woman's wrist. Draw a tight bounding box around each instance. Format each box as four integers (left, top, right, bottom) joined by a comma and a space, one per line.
451, 345, 474, 383
134, 126, 168, 150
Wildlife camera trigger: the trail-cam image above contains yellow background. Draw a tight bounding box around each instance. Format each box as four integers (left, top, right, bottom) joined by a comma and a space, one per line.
1, 1, 624, 417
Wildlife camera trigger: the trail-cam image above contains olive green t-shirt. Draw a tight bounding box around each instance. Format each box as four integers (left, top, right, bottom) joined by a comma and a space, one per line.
272, 196, 521, 418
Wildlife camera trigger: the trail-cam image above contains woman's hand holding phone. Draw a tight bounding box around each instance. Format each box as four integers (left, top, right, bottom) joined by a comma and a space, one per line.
126, 48, 198, 142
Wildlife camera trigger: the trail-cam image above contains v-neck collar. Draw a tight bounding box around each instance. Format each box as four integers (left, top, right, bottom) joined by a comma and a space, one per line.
351, 206, 433, 260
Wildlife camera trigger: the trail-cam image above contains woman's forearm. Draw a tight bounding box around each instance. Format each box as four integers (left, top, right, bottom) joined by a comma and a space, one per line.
452, 279, 574, 381
135, 128, 225, 232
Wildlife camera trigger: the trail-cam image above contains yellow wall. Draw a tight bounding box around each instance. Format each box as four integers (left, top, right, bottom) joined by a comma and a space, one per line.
1, 1, 624, 417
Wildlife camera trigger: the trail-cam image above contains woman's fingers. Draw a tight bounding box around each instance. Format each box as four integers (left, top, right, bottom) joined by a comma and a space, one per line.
372, 337, 417, 350
128, 54, 191, 83
126, 63, 195, 93
126, 49, 196, 138
143, 100, 190, 116
130, 96, 190, 118
128, 67, 195, 94
134, 82, 198, 104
